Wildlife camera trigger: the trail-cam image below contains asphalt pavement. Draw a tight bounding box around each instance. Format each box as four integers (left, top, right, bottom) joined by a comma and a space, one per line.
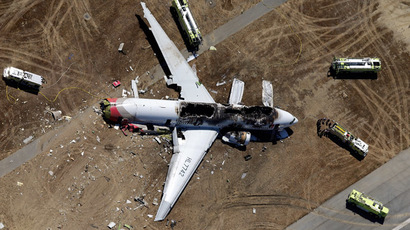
287, 148, 410, 230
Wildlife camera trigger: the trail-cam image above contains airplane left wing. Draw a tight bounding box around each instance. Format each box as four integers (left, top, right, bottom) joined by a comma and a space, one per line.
155, 128, 218, 221
141, 2, 214, 103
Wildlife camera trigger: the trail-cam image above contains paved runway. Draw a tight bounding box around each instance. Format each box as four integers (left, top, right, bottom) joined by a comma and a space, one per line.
287, 148, 410, 230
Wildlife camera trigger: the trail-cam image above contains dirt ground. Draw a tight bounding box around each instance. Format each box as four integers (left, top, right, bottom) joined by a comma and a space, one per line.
0, 0, 409, 229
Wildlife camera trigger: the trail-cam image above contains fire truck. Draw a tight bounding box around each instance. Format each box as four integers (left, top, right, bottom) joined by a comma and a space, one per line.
3, 67, 45, 90
317, 118, 368, 157
331, 57, 381, 74
347, 189, 389, 218
172, 0, 202, 49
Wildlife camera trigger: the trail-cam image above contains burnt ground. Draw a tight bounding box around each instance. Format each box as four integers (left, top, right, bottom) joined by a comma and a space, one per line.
0, 0, 409, 229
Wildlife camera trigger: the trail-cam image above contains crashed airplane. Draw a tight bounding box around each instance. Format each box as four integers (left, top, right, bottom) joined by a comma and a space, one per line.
100, 2, 298, 221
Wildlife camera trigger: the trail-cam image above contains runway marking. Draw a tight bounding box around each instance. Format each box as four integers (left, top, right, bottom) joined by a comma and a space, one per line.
392, 217, 410, 230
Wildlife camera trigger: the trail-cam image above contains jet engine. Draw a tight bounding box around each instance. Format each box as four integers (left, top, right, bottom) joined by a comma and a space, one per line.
222, 131, 251, 146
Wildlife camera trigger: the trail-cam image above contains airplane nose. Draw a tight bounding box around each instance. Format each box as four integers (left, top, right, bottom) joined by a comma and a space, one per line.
275, 108, 298, 126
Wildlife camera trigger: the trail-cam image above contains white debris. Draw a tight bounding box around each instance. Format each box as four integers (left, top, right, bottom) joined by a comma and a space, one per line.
122, 89, 129, 98
23, 136, 33, 144
186, 54, 196, 63
70, 140, 76, 144
17, 182, 23, 186
0, 222, 4, 229
126, 199, 132, 204
252, 208, 256, 214
49, 149, 53, 153
147, 214, 154, 218
108, 222, 116, 229
152, 198, 158, 206
209, 46, 217, 51
241, 173, 247, 179
216, 81, 226, 87
114, 124, 120, 130
130, 66, 134, 71
96, 136, 101, 143
81, 151, 84, 156
211, 171, 214, 175
154, 137, 161, 144
49, 171, 54, 176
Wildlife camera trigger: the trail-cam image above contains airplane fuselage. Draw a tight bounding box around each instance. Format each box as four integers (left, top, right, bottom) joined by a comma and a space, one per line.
101, 98, 297, 131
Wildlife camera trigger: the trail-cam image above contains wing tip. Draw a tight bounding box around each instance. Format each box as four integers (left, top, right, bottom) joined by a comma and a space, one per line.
155, 200, 172, 221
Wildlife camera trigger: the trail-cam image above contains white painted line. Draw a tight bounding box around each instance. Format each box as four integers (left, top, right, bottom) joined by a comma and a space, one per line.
392, 217, 410, 230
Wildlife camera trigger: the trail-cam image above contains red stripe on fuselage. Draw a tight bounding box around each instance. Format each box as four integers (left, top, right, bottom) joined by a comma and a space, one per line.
110, 106, 121, 122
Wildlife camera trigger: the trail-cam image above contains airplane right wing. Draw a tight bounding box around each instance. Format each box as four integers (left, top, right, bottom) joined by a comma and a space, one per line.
155, 128, 218, 221
141, 2, 214, 103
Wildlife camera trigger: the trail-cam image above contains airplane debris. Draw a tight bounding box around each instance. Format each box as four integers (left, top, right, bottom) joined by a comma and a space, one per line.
17, 182, 23, 186
135, 196, 147, 206
50, 110, 62, 120
186, 54, 196, 62
209, 46, 217, 51
124, 224, 133, 229
147, 214, 154, 218
122, 89, 130, 98
154, 137, 161, 144
126, 199, 132, 204
244, 155, 252, 161
48, 171, 54, 176
170, 220, 177, 228
241, 173, 247, 179
118, 43, 125, 54
112, 80, 121, 88
83, 12, 91, 21
62, 116, 72, 121
216, 81, 226, 86
23, 136, 33, 144
152, 198, 159, 206
252, 208, 256, 214
107, 222, 116, 229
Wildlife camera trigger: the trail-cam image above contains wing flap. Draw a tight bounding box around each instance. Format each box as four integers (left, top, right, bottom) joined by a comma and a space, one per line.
155, 129, 218, 221
262, 80, 274, 107
228, 78, 244, 105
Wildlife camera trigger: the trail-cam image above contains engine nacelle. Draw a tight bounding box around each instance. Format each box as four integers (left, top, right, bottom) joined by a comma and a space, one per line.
222, 131, 251, 146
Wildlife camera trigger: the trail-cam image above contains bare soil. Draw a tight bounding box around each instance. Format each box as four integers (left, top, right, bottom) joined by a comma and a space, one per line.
0, 0, 409, 229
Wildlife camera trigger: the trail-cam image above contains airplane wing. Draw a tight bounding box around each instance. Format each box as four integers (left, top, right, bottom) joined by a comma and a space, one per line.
141, 2, 214, 103
155, 128, 218, 221
228, 78, 244, 105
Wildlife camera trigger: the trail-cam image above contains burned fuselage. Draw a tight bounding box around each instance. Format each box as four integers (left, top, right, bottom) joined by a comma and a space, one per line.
100, 98, 291, 132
